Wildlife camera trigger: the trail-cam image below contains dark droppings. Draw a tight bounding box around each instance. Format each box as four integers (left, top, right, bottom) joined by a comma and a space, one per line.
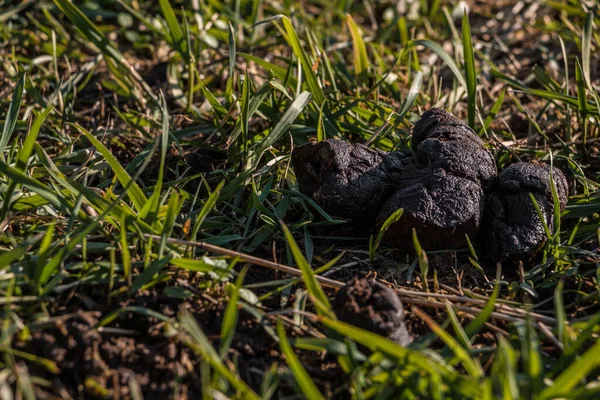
333, 278, 412, 346
412, 108, 497, 186
290, 140, 393, 223
480, 162, 569, 260
378, 170, 484, 249
291, 108, 569, 261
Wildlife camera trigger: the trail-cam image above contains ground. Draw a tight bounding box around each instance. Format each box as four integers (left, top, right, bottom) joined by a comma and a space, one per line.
1, 0, 600, 399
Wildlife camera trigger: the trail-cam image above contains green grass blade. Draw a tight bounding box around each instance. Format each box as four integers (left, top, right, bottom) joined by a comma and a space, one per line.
180, 310, 261, 399
141, 93, 170, 223
410, 39, 466, 89
413, 228, 429, 291
220, 263, 245, 357
0, 73, 25, 162
414, 307, 483, 378
346, 14, 369, 83
76, 124, 148, 212
52, 0, 157, 103
277, 320, 325, 400
241, 70, 250, 156
317, 101, 326, 142
281, 17, 325, 104
1, 103, 54, 218
158, 0, 188, 60
582, 13, 593, 88
0, 161, 71, 214
540, 339, 600, 400
444, 301, 471, 350
481, 88, 505, 134
554, 280, 567, 346
191, 180, 225, 242
462, 12, 477, 128
280, 221, 333, 318
119, 214, 132, 282
370, 208, 403, 262
158, 191, 182, 258
464, 274, 500, 339
397, 71, 423, 118
171, 257, 232, 275
258, 91, 311, 152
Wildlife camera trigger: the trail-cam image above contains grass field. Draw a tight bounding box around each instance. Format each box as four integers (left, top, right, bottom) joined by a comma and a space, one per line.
1, 0, 600, 398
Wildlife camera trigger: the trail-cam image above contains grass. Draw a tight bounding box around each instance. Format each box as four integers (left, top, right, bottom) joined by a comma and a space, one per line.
1, 0, 600, 399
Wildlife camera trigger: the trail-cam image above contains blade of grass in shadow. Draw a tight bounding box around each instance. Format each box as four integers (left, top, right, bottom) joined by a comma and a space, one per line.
444, 301, 472, 350
1, 103, 54, 218
220, 262, 244, 358
191, 180, 225, 242
464, 269, 500, 339
492, 337, 519, 399
369, 208, 403, 263
119, 214, 132, 283
280, 221, 333, 318
539, 338, 600, 400
0, 161, 74, 215
277, 320, 325, 400
554, 280, 567, 347
413, 228, 429, 292
179, 309, 261, 399
0, 73, 25, 162
413, 307, 483, 378
140, 93, 170, 224
158, 191, 182, 258
575, 58, 589, 145
52, 0, 157, 103
481, 88, 505, 134
582, 13, 593, 88
75, 124, 148, 213
241, 70, 250, 158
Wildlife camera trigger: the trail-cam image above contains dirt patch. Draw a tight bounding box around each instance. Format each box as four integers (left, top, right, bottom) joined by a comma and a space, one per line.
14, 287, 345, 399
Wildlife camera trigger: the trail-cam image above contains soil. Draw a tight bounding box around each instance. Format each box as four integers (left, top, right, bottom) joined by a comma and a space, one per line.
14, 284, 346, 399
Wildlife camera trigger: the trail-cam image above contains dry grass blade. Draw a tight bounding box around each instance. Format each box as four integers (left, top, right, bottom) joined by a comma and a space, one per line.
143, 234, 344, 289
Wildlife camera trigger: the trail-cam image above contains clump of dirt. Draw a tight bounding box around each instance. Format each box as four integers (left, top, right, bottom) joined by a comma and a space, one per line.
291, 108, 568, 261
16, 309, 202, 399
333, 278, 412, 346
